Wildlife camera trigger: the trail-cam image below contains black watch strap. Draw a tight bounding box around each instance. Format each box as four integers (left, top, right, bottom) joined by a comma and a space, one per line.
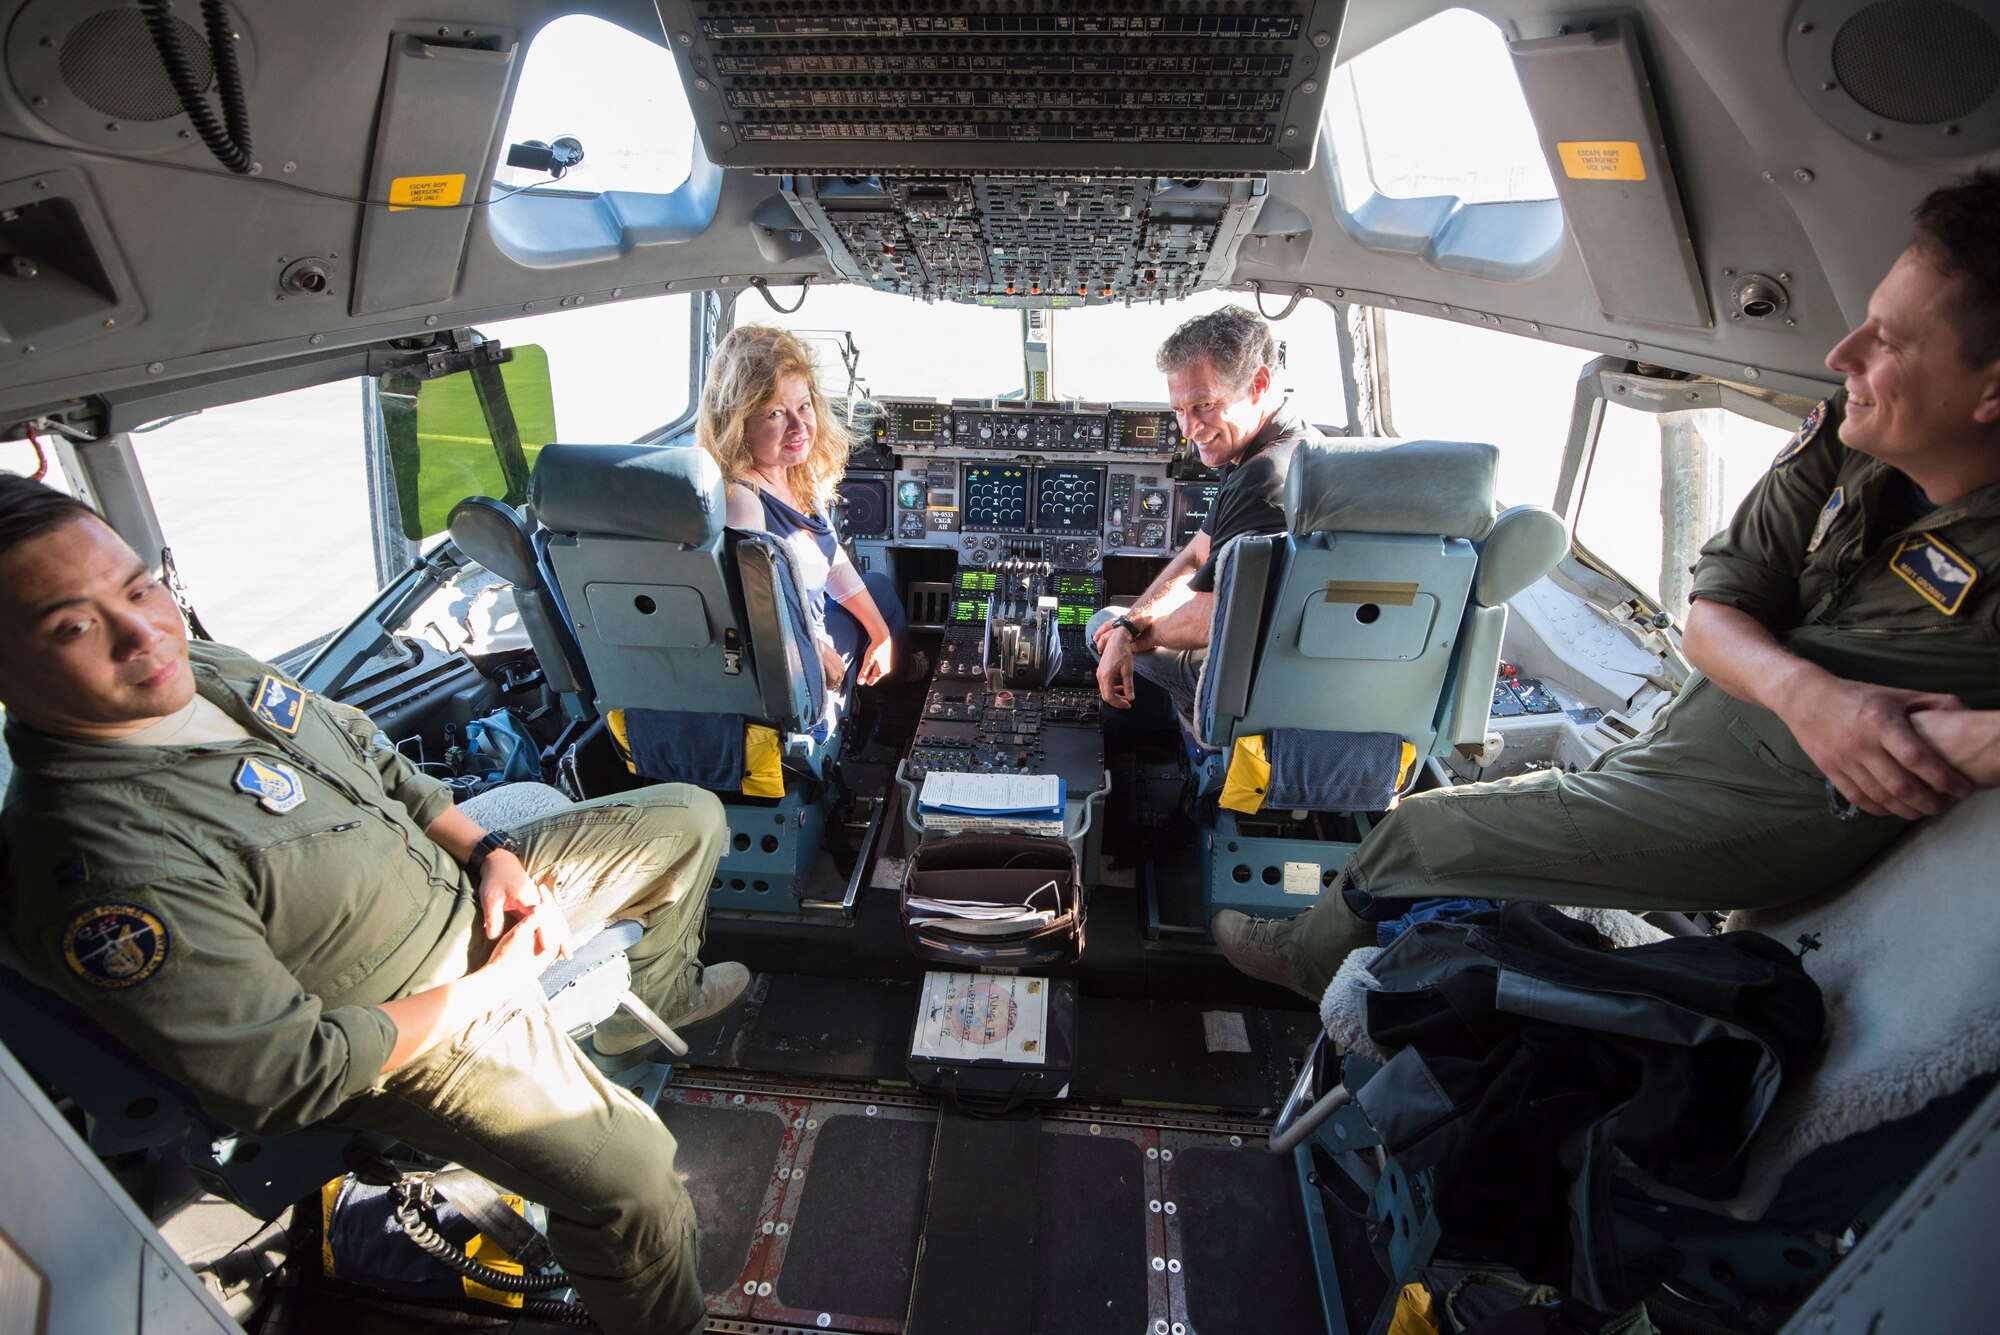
467, 828, 521, 879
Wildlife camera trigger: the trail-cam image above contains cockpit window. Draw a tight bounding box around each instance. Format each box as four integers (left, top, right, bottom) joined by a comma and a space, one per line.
477, 292, 694, 444
1575, 403, 1790, 620
493, 14, 694, 196
744, 287, 1348, 425
744, 287, 1039, 403
1325, 8, 1556, 207
1376, 310, 1592, 507
1059, 293, 1350, 432
132, 381, 378, 660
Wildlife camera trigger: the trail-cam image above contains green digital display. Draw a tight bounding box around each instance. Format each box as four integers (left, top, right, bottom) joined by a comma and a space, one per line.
1057, 605, 1090, 626
954, 599, 984, 623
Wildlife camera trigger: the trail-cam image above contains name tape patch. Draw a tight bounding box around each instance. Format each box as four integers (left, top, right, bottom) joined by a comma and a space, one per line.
252, 673, 305, 734
63, 903, 171, 990
1806, 485, 1845, 554
1772, 399, 1829, 469
1889, 533, 1978, 615
234, 756, 308, 814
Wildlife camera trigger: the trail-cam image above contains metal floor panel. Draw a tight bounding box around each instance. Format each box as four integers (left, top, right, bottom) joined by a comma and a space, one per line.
1032, 1127, 1153, 1334
1169, 1138, 1326, 1335
661, 1080, 1312, 1335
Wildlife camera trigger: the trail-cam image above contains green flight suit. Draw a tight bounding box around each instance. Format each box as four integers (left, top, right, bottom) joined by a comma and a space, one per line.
1, 641, 726, 1335
1286, 392, 2000, 995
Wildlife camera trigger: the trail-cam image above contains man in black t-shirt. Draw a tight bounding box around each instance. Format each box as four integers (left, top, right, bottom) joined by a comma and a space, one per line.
1089, 306, 1322, 708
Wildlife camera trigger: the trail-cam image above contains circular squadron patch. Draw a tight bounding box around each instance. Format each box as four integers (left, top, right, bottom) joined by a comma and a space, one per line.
62, 902, 171, 990
1771, 398, 1829, 469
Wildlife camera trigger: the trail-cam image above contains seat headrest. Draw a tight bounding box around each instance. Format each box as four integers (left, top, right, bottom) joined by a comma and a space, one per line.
1284, 438, 1500, 540
1475, 505, 1569, 606
447, 496, 539, 587
530, 443, 728, 544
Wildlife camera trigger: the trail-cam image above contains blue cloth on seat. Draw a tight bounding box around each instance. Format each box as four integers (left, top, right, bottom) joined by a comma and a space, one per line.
1369, 897, 1507, 947
1265, 728, 1405, 811
621, 708, 742, 790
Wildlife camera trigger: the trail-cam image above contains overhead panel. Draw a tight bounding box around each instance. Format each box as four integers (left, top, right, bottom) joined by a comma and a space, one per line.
780, 174, 1266, 306
1510, 18, 1710, 330
654, 0, 1347, 174
349, 32, 517, 317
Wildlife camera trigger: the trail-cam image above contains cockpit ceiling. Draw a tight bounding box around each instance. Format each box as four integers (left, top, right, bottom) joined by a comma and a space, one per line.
5, 0, 2000, 421
654, 0, 1345, 175
781, 174, 1263, 306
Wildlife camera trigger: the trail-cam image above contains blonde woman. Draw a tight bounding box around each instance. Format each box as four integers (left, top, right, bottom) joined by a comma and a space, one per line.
697, 325, 905, 692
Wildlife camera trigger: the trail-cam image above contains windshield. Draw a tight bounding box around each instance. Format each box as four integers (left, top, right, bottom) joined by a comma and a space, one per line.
743, 285, 1350, 429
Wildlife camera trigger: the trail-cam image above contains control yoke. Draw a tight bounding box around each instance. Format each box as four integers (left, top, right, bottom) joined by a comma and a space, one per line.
983, 559, 1062, 690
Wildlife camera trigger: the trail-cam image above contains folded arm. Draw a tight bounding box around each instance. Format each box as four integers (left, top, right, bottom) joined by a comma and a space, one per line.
1682, 598, 1973, 819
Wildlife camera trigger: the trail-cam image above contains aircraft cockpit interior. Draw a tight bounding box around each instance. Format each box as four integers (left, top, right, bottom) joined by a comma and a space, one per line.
1, 0, 1996, 1332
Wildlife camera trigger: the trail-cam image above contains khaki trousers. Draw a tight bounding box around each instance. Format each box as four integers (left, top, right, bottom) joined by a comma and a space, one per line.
337, 783, 727, 1335
1285, 678, 1910, 997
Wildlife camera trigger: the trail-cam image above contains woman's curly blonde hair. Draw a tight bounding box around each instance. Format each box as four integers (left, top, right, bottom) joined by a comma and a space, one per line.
696, 325, 852, 513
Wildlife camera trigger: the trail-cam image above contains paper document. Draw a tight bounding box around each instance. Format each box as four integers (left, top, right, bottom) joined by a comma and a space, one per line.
911, 971, 1051, 1065
908, 911, 1056, 936
918, 771, 1064, 816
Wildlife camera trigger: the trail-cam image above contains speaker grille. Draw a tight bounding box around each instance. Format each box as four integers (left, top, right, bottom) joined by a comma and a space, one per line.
59, 7, 211, 122
1831, 0, 1999, 124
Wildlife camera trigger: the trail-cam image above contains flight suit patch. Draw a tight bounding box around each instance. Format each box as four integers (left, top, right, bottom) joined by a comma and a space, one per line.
63, 903, 171, 990
1771, 399, 1828, 469
234, 757, 308, 814
1806, 485, 1844, 554
1889, 534, 1978, 615
251, 674, 306, 735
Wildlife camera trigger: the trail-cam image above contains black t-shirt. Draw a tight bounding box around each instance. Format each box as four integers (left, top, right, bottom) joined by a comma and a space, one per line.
1189, 404, 1320, 592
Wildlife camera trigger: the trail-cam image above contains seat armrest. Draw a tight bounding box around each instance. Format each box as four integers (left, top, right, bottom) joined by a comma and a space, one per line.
1197, 535, 1277, 748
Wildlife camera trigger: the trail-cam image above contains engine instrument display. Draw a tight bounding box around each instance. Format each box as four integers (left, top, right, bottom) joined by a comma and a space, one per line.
1173, 481, 1220, 547
963, 465, 1029, 531
1033, 466, 1103, 533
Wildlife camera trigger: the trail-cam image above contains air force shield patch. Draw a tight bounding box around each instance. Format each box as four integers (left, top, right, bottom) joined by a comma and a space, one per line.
1890, 534, 1978, 616
252, 674, 305, 735
63, 903, 171, 990
234, 757, 308, 813
1771, 398, 1829, 469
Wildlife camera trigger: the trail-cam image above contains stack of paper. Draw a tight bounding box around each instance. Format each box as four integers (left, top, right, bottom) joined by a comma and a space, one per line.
917, 771, 1066, 836
907, 890, 1059, 935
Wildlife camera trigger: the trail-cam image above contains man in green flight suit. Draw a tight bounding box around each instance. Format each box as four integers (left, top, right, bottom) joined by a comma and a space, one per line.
0, 479, 745, 1335
1215, 168, 2000, 1001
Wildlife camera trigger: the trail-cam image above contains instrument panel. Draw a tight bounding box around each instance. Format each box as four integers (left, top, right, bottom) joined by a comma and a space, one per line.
856, 395, 1210, 570
876, 398, 1184, 455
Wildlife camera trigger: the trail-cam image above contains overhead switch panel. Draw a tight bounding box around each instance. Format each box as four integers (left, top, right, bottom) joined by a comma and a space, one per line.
656, 0, 1347, 173
781, 174, 1265, 306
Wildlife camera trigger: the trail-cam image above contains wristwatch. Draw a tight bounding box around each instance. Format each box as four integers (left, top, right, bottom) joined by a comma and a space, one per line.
467, 828, 522, 879
1111, 613, 1147, 647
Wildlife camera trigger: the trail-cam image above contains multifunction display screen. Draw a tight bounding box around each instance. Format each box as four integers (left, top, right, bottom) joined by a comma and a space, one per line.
1173, 482, 1220, 547
1033, 466, 1103, 533
962, 465, 1029, 531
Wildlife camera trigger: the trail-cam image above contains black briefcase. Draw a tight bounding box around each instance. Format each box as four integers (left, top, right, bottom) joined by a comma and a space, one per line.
900, 831, 1085, 968
905, 973, 1078, 1115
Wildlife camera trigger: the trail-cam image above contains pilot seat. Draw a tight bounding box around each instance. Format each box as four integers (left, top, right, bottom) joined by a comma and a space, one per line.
527, 441, 838, 910
1190, 437, 1567, 921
